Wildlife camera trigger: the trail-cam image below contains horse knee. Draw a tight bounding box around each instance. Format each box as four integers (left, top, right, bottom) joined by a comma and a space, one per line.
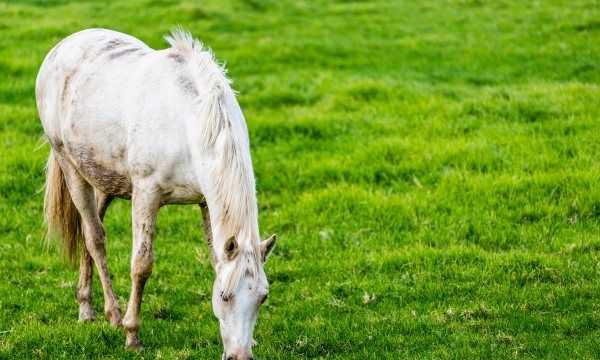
131, 251, 153, 282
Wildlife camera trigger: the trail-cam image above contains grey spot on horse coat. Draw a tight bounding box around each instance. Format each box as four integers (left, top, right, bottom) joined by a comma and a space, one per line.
178, 75, 199, 97
103, 38, 128, 51
66, 142, 133, 199
109, 47, 141, 60
61, 69, 78, 106
168, 53, 186, 64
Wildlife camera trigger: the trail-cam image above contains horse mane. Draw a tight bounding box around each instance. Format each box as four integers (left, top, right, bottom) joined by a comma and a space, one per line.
164, 29, 230, 149
164, 29, 261, 297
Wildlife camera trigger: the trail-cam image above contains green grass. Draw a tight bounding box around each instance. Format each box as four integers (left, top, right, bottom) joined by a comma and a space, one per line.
1, 0, 600, 358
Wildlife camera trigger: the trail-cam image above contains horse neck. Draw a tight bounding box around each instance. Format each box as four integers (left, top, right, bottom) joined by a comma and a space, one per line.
201, 100, 260, 246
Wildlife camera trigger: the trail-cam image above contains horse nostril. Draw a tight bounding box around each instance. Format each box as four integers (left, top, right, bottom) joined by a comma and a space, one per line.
226, 357, 233, 360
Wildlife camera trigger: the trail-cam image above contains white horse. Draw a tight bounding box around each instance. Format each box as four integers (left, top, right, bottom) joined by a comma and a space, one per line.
36, 28, 276, 360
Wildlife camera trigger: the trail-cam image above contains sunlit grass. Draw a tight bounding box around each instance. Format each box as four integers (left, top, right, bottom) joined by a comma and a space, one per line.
1, 0, 599, 358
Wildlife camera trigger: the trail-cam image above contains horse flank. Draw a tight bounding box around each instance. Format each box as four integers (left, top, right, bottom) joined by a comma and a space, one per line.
165, 29, 261, 296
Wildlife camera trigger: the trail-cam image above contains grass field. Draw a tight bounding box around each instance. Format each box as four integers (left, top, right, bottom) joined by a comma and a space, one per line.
1, 0, 600, 358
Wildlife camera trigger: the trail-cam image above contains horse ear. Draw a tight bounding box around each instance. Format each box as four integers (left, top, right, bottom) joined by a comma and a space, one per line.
224, 236, 238, 260
260, 234, 277, 262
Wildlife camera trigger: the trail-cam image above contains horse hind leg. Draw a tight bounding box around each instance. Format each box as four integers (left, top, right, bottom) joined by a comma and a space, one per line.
54, 153, 122, 327
77, 236, 95, 322
77, 190, 114, 322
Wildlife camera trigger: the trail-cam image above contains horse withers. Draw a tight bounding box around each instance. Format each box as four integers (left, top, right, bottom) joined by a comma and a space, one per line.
36, 28, 276, 359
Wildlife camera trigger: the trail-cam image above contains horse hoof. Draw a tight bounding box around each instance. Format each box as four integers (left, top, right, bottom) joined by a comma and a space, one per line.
126, 332, 142, 351
78, 313, 96, 323
127, 344, 144, 352
78, 303, 95, 322
109, 313, 122, 327
105, 306, 122, 327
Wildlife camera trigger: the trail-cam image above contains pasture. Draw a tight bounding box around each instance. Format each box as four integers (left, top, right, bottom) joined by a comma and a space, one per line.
0, 0, 599, 358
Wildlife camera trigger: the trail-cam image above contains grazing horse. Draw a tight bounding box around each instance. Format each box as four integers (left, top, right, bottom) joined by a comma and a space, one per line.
36, 28, 276, 359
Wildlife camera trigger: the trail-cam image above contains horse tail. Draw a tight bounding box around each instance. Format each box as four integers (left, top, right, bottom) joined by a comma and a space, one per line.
44, 150, 81, 265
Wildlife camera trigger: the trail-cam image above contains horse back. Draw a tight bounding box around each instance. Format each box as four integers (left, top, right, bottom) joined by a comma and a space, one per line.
36, 29, 198, 200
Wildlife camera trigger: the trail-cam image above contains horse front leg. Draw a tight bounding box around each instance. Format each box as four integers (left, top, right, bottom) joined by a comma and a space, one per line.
199, 201, 217, 267
122, 185, 160, 350
77, 191, 114, 322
